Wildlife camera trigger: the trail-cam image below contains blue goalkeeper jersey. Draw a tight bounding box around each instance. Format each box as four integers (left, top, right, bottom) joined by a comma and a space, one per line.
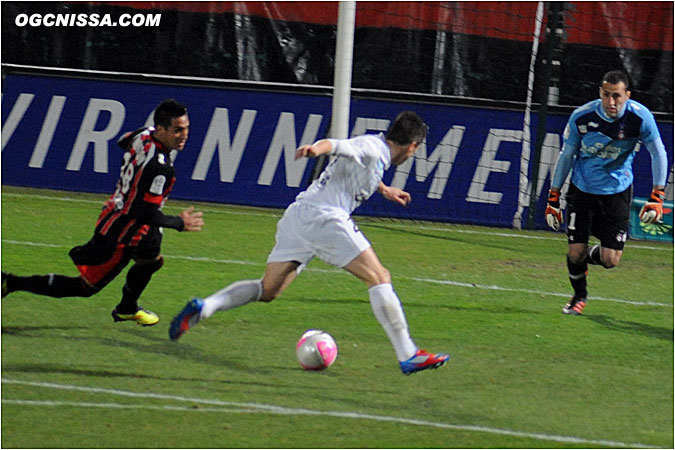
552, 98, 668, 195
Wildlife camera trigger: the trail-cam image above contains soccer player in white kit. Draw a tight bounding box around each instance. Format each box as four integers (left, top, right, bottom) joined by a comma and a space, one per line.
170, 111, 449, 375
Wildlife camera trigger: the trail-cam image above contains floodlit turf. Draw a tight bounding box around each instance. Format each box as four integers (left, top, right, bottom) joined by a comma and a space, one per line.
1, 186, 673, 448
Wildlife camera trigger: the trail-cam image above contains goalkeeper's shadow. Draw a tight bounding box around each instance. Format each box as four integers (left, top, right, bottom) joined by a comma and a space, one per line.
585, 314, 673, 341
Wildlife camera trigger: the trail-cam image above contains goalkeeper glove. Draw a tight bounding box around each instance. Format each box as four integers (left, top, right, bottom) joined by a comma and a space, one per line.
639, 188, 665, 224
545, 189, 563, 231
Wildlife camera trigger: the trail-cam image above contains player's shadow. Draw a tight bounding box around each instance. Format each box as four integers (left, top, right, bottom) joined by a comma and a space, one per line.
1, 362, 172, 380
365, 223, 465, 244
0, 324, 273, 379
364, 223, 529, 253
1, 325, 392, 393
1, 325, 90, 336
0, 361, 296, 389
1, 336, 397, 396
585, 314, 673, 341
292, 296, 538, 316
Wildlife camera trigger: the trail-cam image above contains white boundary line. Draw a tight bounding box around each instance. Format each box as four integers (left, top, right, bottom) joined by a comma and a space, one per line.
2, 191, 672, 251
1, 378, 658, 448
0, 192, 280, 218
407, 277, 674, 307
1, 238, 672, 307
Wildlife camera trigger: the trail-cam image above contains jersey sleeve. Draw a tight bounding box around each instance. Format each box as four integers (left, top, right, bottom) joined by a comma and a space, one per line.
142, 209, 185, 230
640, 111, 669, 187
331, 136, 380, 168
551, 117, 580, 189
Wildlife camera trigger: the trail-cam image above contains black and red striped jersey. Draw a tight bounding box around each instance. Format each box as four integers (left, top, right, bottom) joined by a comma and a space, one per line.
95, 128, 182, 246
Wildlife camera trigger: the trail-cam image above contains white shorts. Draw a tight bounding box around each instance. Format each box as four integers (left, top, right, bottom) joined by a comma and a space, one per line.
267, 202, 371, 269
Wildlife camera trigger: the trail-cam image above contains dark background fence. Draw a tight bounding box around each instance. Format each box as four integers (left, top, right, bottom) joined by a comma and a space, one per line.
2, 1, 673, 113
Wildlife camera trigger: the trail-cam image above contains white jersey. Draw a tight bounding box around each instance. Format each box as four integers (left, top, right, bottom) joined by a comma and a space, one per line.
295, 133, 391, 214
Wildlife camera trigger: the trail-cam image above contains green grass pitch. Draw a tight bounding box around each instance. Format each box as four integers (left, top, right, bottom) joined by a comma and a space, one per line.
1, 186, 673, 448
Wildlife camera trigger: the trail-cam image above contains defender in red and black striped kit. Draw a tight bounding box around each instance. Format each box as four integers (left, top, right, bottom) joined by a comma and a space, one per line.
2, 99, 204, 326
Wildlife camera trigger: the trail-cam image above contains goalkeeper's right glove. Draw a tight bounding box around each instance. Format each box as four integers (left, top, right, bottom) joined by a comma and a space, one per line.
545, 189, 563, 231
639, 188, 665, 224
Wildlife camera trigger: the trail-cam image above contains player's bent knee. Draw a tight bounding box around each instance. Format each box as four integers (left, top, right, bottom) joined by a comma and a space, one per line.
259, 291, 276, 302
259, 284, 280, 302
364, 267, 391, 287
138, 256, 164, 273
602, 258, 619, 269
378, 268, 391, 285
152, 256, 164, 271
567, 251, 586, 265
79, 278, 100, 298
600, 250, 621, 269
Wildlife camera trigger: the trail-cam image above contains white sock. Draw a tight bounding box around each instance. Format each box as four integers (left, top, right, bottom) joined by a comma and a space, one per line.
200, 279, 263, 319
368, 283, 417, 361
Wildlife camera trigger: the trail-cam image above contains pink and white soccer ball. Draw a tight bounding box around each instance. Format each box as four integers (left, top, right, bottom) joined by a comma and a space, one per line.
295, 329, 338, 370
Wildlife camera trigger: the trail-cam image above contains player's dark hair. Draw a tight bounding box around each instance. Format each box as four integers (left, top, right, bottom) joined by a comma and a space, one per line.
386, 111, 427, 146
601, 70, 630, 90
154, 99, 188, 128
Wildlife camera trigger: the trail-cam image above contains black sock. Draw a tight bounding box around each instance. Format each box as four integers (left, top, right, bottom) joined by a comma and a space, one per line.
115, 259, 163, 313
586, 244, 602, 266
566, 256, 588, 299
7, 273, 95, 298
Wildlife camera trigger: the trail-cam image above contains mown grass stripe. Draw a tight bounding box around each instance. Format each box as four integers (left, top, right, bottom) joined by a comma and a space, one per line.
2, 191, 671, 251
2, 238, 671, 307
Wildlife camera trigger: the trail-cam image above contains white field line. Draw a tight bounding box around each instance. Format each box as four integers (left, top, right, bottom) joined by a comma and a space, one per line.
0, 379, 658, 449
407, 277, 673, 307
2, 191, 672, 251
1, 238, 672, 308
0, 192, 280, 219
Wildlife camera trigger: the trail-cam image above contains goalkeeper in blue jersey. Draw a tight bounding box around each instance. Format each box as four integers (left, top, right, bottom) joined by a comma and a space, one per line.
545, 70, 668, 315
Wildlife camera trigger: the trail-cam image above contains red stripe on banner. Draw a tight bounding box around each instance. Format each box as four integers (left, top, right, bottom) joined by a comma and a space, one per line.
357, 2, 541, 42
564, 2, 673, 51
90, 1, 672, 51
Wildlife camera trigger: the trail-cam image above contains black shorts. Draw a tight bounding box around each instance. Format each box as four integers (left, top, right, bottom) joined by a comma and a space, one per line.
68, 228, 162, 289
565, 183, 632, 250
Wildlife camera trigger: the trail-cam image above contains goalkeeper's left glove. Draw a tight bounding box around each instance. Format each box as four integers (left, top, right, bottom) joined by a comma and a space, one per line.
639, 188, 665, 224
545, 189, 563, 231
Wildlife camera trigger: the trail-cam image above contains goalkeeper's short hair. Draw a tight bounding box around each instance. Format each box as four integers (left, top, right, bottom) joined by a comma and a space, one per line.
601, 70, 630, 89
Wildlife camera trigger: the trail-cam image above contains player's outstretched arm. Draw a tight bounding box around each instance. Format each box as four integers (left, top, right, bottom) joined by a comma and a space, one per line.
179, 206, 204, 231
295, 139, 333, 160
378, 182, 411, 206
